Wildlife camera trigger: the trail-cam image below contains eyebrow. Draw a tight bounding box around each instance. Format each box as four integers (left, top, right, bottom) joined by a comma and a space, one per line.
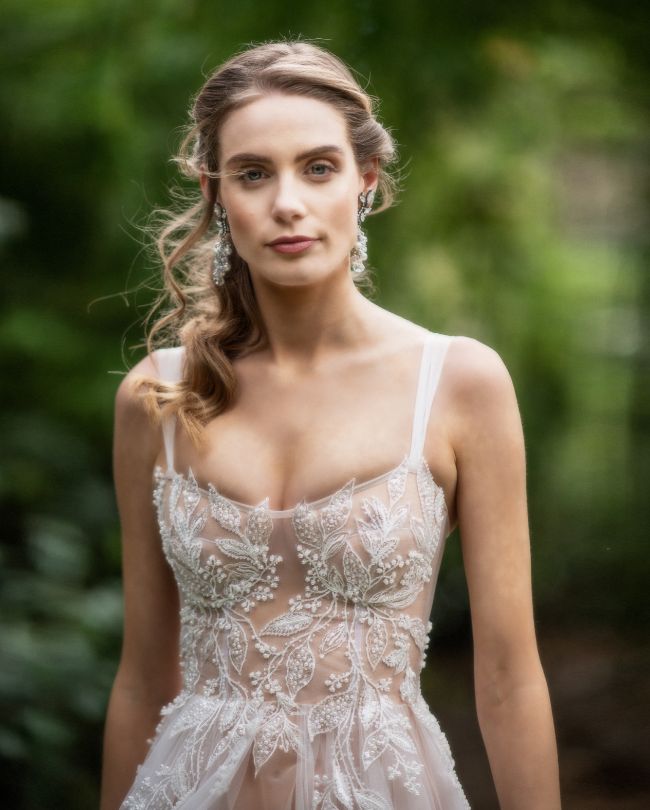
223, 144, 345, 169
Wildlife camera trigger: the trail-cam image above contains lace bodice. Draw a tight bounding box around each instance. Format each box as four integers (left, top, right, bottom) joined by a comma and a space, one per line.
124, 332, 469, 810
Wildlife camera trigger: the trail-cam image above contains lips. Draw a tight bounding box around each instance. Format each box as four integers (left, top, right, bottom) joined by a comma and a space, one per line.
267, 235, 319, 254
268, 235, 317, 246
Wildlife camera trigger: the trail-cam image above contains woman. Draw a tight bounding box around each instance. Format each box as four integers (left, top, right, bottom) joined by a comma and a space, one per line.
100, 39, 561, 810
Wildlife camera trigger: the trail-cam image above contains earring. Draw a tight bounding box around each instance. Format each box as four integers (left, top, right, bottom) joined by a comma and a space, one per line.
212, 203, 232, 286
351, 189, 375, 275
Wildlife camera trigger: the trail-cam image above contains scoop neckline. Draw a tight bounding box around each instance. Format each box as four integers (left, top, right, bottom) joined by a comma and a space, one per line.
154, 452, 446, 518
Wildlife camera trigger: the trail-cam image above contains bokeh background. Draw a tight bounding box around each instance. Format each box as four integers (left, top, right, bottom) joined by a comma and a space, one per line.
1, 1, 648, 808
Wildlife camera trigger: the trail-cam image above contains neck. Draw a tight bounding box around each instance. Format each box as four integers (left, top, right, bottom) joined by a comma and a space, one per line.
248, 271, 383, 372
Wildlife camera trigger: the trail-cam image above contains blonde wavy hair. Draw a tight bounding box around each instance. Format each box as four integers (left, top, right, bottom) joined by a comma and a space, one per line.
135, 38, 400, 445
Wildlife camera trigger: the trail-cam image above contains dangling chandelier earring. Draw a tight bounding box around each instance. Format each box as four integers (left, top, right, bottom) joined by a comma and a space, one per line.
212, 202, 232, 286
350, 189, 375, 275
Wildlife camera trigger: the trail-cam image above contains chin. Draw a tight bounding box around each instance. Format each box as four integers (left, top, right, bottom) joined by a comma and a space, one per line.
275, 268, 339, 289
249, 250, 350, 283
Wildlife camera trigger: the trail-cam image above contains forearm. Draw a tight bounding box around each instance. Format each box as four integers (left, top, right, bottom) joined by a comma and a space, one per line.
99, 682, 166, 810
476, 669, 561, 810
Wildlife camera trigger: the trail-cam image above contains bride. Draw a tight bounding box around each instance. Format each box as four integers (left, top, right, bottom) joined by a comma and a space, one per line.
100, 38, 561, 810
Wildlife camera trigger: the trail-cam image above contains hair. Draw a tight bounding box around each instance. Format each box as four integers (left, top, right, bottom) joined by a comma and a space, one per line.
133, 38, 400, 445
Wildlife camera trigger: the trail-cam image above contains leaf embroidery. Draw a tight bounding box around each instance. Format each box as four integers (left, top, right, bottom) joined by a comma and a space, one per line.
253, 710, 283, 771
382, 633, 411, 674
209, 488, 242, 534
215, 538, 257, 562
261, 612, 313, 637
320, 480, 355, 533
342, 547, 369, 598
219, 695, 243, 733
357, 498, 407, 562
319, 623, 347, 658
387, 462, 408, 505
356, 789, 393, 810
362, 727, 390, 767
246, 506, 273, 546
308, 691, 354, 738
366, 617, 387, 670
228, 621, 247, 674
322, 531, 348, 560
286, 644, 315, 697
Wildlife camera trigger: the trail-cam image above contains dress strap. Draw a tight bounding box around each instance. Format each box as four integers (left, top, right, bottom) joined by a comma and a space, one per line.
153, 346, 185, 472
407, 332, 454, 467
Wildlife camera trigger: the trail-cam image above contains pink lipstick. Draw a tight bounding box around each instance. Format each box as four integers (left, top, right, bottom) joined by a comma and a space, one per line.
267, 235, 319, 254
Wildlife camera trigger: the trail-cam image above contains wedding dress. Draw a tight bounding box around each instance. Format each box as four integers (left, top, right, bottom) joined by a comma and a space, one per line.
121, 330, 470, 809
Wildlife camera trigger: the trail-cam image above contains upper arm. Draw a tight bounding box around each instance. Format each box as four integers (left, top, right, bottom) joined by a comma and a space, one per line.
448, 337, 541, 702
112, 352, 181, 702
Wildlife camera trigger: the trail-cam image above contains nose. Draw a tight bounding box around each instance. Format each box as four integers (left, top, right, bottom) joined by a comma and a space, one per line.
270, 172, 307, 221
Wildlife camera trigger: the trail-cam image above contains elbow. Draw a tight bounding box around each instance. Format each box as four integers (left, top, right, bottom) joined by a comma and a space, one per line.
474, 646, 547, 713
113, 657, 182, 709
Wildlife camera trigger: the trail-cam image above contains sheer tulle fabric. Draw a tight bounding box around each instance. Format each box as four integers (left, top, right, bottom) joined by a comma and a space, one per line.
124, 693, 468, 809
120, 333, 470, 809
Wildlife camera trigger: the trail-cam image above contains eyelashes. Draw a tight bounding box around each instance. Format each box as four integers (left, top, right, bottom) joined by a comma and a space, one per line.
235, 163, 336, 184
236, 168, 264, 183
308, 163, 335, 177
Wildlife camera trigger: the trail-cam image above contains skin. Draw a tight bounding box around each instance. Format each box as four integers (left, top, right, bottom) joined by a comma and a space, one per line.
100, 91, 561, 809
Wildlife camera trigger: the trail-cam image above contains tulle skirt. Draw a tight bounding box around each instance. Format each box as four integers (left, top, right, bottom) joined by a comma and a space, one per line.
121, 693, 470, 809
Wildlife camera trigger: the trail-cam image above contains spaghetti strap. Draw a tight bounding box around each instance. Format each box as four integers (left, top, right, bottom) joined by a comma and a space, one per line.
153, 346, 184, 473
408, 332, 453, 466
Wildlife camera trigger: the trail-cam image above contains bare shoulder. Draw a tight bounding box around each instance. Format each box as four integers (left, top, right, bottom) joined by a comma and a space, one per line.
113, 351, 166, 475
115, 351, 161, 411
443, 335, 523, 454
114, 354, 158, 428
445, 334, 514, 395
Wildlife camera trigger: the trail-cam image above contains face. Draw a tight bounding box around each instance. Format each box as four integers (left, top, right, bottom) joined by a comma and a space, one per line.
202, 92, 378, 287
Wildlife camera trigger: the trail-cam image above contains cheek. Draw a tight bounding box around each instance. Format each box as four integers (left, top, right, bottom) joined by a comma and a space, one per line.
226, 207, 257, 248
343, 208, 359, 248
326, 196, 357, 242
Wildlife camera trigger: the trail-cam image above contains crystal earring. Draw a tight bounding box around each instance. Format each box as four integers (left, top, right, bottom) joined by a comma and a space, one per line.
350, 189, 375, 275
212, 203, 232, 286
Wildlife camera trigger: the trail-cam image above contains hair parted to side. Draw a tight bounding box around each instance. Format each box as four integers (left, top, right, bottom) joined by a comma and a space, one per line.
134, 38, 400, 445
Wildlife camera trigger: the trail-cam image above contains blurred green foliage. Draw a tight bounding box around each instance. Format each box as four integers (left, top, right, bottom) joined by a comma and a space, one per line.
1, 0, 648, 807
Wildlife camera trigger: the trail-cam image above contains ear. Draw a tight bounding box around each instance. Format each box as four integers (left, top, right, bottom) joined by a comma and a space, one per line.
358, 156, 379, 196
199, 170, 218, 204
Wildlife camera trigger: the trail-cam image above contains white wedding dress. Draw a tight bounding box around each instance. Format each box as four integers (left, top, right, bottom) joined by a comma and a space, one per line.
120, 330, 471, 809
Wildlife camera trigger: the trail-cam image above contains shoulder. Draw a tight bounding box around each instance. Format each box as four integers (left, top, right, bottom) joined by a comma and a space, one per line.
444, 335, 515, 400
115, 346, 184, 410
113, 355, 159, 470
113, 347, 183, 458
442, 335, 523, 452
115, 351, 159, 417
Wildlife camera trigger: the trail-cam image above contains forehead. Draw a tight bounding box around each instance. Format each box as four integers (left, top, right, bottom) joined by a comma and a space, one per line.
219, 93, 352, 163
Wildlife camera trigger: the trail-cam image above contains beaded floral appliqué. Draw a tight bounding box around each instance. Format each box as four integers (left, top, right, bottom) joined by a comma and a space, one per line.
121, 459, 469, 809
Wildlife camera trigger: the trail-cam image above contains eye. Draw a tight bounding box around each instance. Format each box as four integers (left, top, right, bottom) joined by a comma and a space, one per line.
236, 168, 266, 183
308, 162, 335, 177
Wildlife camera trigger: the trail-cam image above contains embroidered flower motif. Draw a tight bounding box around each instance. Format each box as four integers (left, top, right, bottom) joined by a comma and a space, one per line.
129, 459, 470, 810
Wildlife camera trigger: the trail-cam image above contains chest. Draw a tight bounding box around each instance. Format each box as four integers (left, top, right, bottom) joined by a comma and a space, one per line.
154, 337, 458, 528
155, 415, 456, 530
